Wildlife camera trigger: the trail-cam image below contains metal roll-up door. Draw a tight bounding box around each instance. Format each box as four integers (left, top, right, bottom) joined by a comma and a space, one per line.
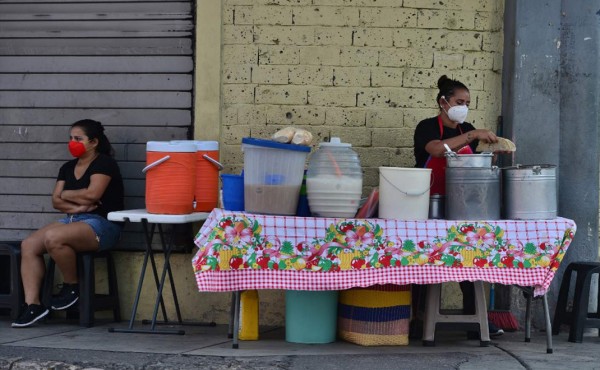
0, 0, 194, 249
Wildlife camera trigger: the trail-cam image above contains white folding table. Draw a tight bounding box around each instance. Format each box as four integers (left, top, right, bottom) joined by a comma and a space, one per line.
107, 209, 211, 335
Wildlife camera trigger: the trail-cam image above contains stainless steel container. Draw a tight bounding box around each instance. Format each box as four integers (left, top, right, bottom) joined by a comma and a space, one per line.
446, 167, 501, 220
503, 164, 557, 219
428, 194, 445, 219
446, 153, 493, 168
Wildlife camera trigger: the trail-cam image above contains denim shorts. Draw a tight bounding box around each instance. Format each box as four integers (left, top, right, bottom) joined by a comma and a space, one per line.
58, 213, 122, 251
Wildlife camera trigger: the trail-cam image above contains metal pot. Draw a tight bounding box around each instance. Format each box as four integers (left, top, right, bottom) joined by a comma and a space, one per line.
445, 153, 493, 168
503, 164, 557, 219
446, 166, 501, 220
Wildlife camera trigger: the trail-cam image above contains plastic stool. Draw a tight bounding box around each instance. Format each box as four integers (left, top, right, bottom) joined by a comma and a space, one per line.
552, 261, 600, 343
42, 251, 121, 327
422, 281, 490, 347
0, 242, 24, 319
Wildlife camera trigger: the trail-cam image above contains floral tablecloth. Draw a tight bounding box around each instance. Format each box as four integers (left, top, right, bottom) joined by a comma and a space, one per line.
192, 209, 576, 296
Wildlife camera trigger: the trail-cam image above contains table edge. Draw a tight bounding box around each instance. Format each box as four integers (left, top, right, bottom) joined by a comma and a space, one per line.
108, 209, 210, 224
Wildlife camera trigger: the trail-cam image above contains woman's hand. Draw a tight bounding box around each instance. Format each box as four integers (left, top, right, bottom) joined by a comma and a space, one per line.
73, 203, 99, 214
68, 202, 99, 214
471, 129, 498, 143
426, 129, 499, 158
60, 203, 98, 214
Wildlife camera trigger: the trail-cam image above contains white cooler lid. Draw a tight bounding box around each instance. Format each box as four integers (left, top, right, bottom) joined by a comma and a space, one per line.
196, 141, 219, 151
170, 140, 219, 151
147, 141, 197, 152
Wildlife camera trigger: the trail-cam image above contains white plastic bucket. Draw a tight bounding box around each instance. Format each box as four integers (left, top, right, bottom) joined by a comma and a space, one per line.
379, 167, 431, 220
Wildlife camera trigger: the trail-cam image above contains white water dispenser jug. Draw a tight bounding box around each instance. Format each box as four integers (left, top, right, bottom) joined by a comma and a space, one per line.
306, 137, 363, 217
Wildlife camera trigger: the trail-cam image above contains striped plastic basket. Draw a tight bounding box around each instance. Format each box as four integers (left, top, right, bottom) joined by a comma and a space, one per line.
338, 284, 411, 346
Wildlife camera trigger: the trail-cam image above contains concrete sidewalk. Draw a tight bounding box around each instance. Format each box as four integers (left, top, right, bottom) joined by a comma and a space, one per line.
0, 317, 599, 370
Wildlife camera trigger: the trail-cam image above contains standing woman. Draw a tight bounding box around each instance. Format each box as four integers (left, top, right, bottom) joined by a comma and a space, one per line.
413, 75, 504, 337
414, 74, 498, 196
13, 119, 124, 328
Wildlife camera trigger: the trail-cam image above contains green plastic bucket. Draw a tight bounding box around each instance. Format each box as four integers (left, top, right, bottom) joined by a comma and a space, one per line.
285, 290, 339, 343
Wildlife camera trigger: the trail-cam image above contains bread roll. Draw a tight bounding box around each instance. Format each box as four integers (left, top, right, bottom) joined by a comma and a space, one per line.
476, 137, 516, 152
291, 129, 313, 146
272, 127, 296, 143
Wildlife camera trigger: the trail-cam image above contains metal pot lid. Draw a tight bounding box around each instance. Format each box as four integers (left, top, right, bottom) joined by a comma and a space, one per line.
503, 164, 557, 170
446, 153, 493, 158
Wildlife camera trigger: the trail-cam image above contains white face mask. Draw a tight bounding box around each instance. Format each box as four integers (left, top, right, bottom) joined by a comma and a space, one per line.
442, 97, 469, 124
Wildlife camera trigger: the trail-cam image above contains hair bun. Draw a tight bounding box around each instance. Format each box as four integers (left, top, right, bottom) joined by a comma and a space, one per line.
92, 119, 104, 133
437, 75, 451, 89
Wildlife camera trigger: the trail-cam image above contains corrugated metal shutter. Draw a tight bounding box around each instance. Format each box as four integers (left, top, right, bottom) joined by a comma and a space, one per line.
0, 0, 194, 249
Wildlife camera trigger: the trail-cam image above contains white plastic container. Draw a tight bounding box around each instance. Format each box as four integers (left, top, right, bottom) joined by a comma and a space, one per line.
379, 167, 431, 220
306, 137, 363, 218
242, 137, 311, 215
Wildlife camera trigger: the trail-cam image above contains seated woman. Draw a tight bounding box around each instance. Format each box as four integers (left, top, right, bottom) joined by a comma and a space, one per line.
13, 119, 124, 328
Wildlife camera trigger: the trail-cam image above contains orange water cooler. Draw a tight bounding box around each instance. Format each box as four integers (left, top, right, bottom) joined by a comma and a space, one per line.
192, 141, 221, 212
143, 141, 197, 214
170, 140, 222, 212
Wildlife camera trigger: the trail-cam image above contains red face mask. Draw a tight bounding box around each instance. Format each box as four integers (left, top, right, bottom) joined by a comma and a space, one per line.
68, 140, 86, 158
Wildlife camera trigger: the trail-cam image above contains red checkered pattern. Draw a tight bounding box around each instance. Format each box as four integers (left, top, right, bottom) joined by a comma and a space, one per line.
194, 267, 555, 296
194, 209, 576, 297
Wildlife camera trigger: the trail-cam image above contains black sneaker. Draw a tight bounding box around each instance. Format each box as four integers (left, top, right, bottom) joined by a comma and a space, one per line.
51, 283, 80, 310
11, 304, 49, 328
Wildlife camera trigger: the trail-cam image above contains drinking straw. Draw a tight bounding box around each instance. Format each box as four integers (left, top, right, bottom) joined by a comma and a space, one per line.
326, 151, 343, 177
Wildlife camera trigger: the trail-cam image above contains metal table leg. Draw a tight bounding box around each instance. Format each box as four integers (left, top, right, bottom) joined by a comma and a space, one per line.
145, 223, 184, 334
108, 228, 150, 332
233, 291, 241, 349
158, 224, 182, 323
144, 222, 169, 321
109, 219, 182, 335
525, 288, 532, 342
228, 292, 236, 339
139, 224, 216, 329
521, 287, 553, 353
542, 293, 553, 354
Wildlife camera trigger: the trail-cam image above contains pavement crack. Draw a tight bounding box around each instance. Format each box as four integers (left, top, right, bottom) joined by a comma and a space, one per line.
492, 343, 530, 370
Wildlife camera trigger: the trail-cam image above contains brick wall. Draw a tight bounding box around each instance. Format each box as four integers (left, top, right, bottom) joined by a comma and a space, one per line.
221, 0, 504, 193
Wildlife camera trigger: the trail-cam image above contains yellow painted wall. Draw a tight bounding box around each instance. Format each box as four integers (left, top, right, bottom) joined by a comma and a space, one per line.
109, 0, 504, 327
92, 250, 284, 326
216, 0, 504, 183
